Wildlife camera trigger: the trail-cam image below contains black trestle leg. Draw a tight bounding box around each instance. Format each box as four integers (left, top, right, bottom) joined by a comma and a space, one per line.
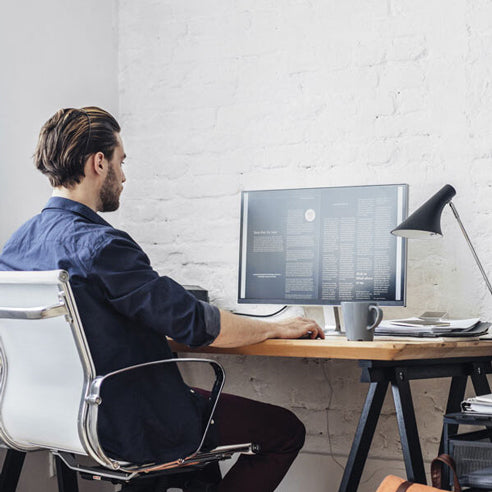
391, 370, 426, 484
338, 380, 389, 492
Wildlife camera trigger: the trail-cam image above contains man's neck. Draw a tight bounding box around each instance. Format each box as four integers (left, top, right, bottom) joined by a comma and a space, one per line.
52, 187, 100, 212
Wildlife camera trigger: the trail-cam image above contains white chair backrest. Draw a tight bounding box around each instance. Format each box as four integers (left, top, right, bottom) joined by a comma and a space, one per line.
0, 270, 95, 454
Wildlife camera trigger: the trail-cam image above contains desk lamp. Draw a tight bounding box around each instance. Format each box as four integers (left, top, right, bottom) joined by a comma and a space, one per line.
391, 184, 492, 296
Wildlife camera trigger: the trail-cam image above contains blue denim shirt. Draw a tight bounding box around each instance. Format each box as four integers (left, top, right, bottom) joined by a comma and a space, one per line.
0, 197, 221, 463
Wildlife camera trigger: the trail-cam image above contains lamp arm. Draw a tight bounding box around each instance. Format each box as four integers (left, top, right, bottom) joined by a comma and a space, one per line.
449, 202, 492, 297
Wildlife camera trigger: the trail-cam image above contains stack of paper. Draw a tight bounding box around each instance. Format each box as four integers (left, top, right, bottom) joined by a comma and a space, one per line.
375, 318, 488, 338
462, 393, 492, 414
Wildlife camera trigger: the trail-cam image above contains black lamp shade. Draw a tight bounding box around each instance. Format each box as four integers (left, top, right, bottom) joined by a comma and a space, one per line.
391, 184, 456, 238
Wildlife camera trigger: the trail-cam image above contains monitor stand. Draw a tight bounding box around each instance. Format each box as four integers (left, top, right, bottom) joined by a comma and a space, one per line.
323, 306, 344, 336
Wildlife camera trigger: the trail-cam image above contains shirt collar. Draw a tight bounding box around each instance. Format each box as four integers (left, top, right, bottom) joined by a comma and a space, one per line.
42, 197, 112, 227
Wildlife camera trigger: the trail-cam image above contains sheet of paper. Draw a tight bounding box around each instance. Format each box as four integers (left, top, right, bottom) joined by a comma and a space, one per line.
378, 318, 480, 333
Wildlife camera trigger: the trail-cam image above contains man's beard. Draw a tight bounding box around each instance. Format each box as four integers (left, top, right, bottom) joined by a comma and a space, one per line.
99, 164, 121, 212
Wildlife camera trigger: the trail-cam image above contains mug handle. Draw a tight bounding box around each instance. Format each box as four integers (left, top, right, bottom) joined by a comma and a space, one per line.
367, 305, 383, 330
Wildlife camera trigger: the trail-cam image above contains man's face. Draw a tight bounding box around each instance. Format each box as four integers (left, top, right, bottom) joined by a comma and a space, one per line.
99, 134, 126, 212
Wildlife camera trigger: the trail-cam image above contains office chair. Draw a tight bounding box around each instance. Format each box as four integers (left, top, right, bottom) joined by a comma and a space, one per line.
0, 270, 257, 491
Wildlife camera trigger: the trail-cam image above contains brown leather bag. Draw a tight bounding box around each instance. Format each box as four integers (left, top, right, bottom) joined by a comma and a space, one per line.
376, 475, 444, 492
376, 454, 462, 492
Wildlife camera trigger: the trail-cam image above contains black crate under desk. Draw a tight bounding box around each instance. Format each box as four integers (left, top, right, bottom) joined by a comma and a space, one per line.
443, 412, 492, 490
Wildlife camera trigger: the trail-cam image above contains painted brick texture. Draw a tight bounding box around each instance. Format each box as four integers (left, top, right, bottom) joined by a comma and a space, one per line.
118, 1, 492, 489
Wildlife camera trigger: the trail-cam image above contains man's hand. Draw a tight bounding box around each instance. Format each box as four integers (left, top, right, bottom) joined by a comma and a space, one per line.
210, 310, 324, 348
273, 316, 325, 340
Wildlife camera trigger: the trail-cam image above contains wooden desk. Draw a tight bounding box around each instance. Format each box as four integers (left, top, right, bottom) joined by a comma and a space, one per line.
170, 338, 492, 491
170, 337, 492, 361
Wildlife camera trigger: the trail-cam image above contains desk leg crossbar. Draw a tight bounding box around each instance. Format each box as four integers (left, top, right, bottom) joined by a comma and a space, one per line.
338, 357, 492, 492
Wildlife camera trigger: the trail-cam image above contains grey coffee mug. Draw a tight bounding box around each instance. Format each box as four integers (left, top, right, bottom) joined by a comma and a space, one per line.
342, 301, 383, 341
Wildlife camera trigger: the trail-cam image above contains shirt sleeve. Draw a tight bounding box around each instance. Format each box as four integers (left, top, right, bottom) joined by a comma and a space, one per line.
88, 232, 221, 347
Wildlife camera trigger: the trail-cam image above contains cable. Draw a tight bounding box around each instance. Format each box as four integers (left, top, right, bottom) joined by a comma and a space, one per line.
232, 306, 289, 318
321, 360, 381, 485
321, 360, 345, 470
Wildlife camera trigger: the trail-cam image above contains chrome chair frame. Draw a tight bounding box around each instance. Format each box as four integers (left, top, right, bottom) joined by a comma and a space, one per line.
0, 270, 256, 488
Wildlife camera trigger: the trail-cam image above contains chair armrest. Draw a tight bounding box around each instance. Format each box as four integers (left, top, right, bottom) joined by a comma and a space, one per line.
84, 358, 225, 470
0, 302, 68, 320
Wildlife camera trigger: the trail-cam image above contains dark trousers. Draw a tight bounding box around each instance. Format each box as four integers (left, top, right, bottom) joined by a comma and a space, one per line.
122, 391, 306, 491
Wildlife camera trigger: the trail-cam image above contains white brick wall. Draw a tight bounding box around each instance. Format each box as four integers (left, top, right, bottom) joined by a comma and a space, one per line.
118, 1, 492, 490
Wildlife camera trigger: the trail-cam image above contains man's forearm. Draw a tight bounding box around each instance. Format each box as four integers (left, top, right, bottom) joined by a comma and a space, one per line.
210, 309, 324, 348
210, 310, 277, 348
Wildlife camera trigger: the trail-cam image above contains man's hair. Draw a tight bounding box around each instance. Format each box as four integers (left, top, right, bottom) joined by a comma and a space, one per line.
34, 106, 121, 188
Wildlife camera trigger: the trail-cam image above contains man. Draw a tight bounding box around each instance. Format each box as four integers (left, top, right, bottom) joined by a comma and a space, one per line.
0, 107, 324, 491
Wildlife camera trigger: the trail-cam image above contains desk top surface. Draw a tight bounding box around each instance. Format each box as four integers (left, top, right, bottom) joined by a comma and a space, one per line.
169, 337, 492, 361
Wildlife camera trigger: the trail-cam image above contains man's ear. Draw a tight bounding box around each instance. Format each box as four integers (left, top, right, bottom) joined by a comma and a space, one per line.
91, 152, 106, 176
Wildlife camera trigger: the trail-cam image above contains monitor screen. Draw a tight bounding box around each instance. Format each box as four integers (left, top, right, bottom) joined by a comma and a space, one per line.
238, 184, 408, 306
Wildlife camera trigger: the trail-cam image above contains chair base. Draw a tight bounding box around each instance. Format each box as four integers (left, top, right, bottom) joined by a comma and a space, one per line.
82, 461, 222, 491
0, 450, 221, 492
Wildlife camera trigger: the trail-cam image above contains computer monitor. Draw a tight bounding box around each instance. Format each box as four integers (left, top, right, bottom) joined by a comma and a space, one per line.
238, 184, 408, 306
